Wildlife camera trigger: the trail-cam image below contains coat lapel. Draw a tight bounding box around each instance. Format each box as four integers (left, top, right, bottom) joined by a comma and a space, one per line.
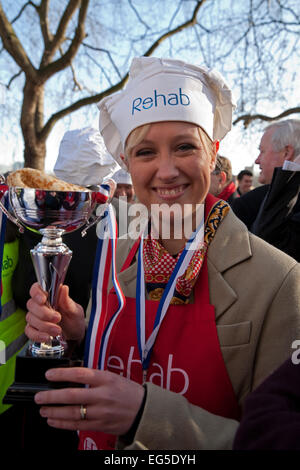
207, 210, 252, 319
115, 210, 253, 318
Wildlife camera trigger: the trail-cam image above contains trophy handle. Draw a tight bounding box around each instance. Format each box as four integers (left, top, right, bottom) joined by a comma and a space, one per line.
0, 180, 25, 233
81, 203, 108, 237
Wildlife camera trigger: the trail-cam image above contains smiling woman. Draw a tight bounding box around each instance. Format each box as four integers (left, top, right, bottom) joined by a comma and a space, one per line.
24, 57, 300, 451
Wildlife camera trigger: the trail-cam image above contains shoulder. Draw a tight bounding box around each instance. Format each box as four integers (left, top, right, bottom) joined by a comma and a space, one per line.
208, 209, 299, 280
232, 185, 268, 209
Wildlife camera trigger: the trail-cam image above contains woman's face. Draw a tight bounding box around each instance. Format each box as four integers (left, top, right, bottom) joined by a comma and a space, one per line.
125, 121, 217, 216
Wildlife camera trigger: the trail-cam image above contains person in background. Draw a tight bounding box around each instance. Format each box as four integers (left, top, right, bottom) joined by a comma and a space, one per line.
233, 355, 300, 450
113, 168, 135, 203
232, 119, 300, 262
24, 57, 300, 451
0, 216, 27, 448
236, 169, 253, 196
209, 154, 239, 205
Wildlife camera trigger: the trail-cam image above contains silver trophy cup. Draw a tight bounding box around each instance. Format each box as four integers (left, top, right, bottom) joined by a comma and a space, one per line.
0, 179, 112, 359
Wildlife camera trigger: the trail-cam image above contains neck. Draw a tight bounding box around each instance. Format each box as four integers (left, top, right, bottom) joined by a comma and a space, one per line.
159, 237, 187, 255
149, 204, 205, 255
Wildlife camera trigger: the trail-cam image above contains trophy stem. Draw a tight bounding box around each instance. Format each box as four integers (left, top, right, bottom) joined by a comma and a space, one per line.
30, 229, 72, 358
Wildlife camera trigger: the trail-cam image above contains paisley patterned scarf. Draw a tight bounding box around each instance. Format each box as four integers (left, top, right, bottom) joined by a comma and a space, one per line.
143, 199, 230, 304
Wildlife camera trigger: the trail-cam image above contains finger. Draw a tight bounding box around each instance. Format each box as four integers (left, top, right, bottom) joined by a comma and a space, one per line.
45, 367, 102, 386
29, 283, 48, 304
40, 404, 84, 421
24, 324, 52, 343
58, 285, 83, 318
26, 300, 61, 324
25, 312, 62, 337
35, 386, 93, 406
46, 418, 105, 432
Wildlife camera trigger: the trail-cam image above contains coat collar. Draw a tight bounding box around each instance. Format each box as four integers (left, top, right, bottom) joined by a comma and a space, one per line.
115, 209, 252, 319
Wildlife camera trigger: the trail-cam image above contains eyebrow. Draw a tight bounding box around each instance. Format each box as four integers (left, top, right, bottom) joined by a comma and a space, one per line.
138, 133, 198, 145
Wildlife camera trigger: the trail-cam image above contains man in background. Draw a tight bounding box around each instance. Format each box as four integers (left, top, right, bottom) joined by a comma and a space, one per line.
209, 154, 239, 205
237, 169, 253, 196
232, 119, 300, 261
112, 168, 135, 203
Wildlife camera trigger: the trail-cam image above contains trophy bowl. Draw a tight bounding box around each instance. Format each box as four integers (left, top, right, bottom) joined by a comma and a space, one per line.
0, 180, 113, 403
9, 186, 97, 233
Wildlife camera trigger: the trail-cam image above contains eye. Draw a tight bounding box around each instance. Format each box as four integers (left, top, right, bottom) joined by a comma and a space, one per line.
177, 143, 197, 152
134, 148, 155, 157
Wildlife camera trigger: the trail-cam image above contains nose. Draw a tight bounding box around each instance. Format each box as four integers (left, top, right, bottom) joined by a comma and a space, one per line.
118, 188, 127, 196
156, 151, 179, 181
255, 153, 261, 165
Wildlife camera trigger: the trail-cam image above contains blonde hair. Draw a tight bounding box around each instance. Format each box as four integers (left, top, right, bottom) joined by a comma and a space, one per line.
124, 123, 215, 161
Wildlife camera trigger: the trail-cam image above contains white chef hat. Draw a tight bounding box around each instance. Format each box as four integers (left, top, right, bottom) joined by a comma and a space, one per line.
98, 57, 236, 169
112, 168, 132, 185
54, 127, 120, 185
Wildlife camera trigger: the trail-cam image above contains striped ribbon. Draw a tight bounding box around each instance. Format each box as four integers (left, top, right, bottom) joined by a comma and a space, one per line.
85, 204, 205, 375
136, 215, 205, 373
84, 203, 126, 370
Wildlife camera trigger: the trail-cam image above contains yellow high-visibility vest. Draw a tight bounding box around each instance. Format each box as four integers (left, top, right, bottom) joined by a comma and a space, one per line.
0, 239, 27, 414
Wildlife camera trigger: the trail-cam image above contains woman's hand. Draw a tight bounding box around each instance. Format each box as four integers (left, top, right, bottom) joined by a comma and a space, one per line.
25, 283, 86, 345
34, 367, 145, 436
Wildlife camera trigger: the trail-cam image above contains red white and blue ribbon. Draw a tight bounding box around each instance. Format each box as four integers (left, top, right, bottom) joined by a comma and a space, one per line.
84, 203, 126, 369
85, 201, 205, 375
136, 213, 205, 378
92, 183, 111, 205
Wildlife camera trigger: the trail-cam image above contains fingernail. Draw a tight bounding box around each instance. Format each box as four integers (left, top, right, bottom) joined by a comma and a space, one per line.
45, 369, 54, 379
40, 407, 47, 417
35, 393, 43, 404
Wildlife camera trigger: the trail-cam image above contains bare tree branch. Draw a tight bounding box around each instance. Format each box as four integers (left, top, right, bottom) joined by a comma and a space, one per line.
6, 69, 23, 89
39, 0, 89, 80
233, 107, 300, 127
40, 0, 208, 141
37, 0, 52, 50
39, 74, 128, 141
11, 1, 37, 24
82, 42, 122, 79
0, 2, 37, 80
143, 0, 206, 57
127, 0, 150, 31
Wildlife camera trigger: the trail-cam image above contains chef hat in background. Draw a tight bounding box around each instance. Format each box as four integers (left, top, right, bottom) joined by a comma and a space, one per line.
54, 127, 120, 185
112, 168, 132, 185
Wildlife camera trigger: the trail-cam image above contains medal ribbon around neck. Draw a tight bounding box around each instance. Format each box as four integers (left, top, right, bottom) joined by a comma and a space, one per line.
84, 203, 126, 369
136, 214, 205, 375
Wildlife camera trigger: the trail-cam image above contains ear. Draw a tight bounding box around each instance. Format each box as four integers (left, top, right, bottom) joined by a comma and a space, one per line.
219, 171, 227, 185
284, 145, 295, 161
209, 141, 219, 171
120, 153, 130, 169
213, 140, 220, 154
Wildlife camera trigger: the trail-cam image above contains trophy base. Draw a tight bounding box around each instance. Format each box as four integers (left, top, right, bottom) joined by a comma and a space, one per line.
3, 342, 83, 405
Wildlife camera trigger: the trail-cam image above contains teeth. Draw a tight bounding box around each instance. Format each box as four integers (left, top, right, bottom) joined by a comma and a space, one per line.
157, 186, 185, 196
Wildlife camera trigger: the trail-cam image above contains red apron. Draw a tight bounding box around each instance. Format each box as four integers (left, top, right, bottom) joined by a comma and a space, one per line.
79, 239, 240, 450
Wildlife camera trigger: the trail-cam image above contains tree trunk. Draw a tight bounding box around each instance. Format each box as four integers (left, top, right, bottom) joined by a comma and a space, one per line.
23, 139, 46, 170
21, 79, 47, 169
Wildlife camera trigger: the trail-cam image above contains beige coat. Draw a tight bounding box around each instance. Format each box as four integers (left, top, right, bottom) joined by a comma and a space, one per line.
109, 210, 300, 450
